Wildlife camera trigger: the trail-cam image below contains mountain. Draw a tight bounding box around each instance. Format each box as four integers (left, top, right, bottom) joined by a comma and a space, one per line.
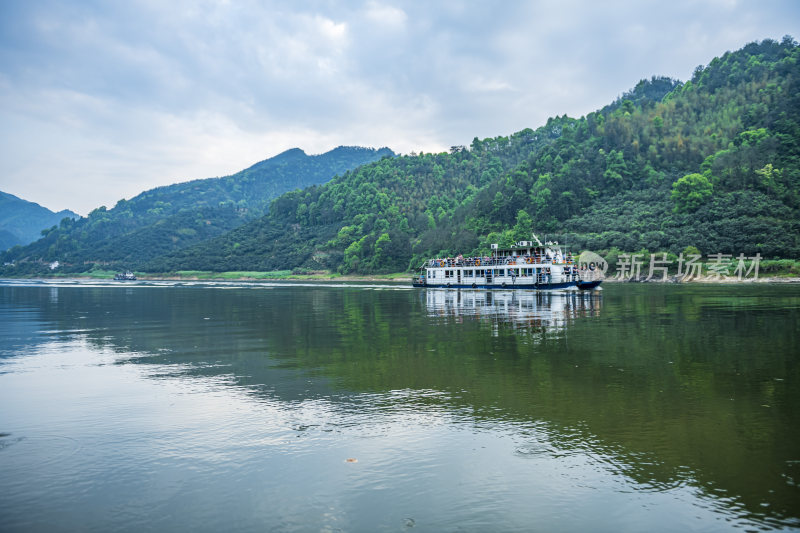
144, 37, 800, 274
1, 146, 393, 272
0, 192, 78, 251
4, 38, 798, 277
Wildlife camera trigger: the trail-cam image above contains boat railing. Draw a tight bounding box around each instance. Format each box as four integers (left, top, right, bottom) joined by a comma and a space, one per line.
424, 256, 573, 268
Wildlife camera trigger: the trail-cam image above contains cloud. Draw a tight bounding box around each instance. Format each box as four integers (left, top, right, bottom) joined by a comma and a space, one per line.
0, 0, 798, 214
363, 2, 407, 28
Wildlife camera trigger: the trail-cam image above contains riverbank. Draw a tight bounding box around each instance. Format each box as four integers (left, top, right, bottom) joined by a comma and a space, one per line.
601, 275, 800, 283
6, 270, 798, 284
136, 274, 800, 284
147, 273, 414, 283
24, 269, 414, 283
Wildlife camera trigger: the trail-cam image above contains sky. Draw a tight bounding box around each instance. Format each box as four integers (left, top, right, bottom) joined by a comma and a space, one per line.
1, 1, 799, 215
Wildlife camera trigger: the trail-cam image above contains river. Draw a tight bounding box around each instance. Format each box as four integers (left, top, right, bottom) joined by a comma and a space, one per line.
0, 280, 798, 532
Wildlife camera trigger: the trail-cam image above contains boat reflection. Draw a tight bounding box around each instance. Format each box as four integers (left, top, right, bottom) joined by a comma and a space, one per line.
424, 289, 601, 336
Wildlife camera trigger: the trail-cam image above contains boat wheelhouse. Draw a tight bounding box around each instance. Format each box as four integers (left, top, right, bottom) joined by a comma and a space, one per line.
412, 235, 602, 291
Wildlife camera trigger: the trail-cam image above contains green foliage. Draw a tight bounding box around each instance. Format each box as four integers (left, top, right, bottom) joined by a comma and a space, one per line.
671, 173, 714, 212
564, 188, 798, 258
683, 245, 702, 257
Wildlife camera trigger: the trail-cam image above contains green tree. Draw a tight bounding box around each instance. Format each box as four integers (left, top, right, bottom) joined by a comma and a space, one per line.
603, 150, 629, 186
671, 173, 714, 213
512, 209, 533, 242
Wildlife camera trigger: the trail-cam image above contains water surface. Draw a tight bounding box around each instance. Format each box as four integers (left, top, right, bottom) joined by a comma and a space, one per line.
0, 280, 798, 532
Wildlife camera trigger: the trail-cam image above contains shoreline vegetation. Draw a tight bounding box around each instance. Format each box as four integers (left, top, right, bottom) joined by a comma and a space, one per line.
6, 253, 799, 283
4, 250, 799, 284
3, 269, 798, 284
37, 270, 415, 283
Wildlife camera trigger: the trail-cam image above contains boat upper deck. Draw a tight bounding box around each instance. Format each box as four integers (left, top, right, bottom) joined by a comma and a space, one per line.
423, 254, 571, 269
424, 241, 573, 269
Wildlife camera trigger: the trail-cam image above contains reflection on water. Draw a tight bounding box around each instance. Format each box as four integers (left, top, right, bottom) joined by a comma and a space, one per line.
425, 289, 601, 337
0, 281, 799, 532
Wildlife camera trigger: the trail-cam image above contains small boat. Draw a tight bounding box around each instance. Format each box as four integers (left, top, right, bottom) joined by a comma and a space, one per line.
412, 235, 602, 291
114, 271, 137, 281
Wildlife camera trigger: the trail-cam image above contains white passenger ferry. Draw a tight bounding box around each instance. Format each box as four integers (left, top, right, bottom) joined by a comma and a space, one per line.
412, 235, 602, 290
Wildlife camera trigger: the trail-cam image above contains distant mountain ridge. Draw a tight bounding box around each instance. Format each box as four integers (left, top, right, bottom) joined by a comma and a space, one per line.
1, 146, 393, 268
0, 191, 78, 251
124, 146, 394, 216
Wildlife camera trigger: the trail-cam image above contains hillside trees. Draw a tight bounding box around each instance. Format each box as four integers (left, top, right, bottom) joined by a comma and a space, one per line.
144, 37, 800, 275
1, 146, 393, 273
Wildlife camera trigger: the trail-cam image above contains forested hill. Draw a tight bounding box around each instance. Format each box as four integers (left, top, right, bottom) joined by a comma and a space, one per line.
0, 192, 78, 251
145, 37, 800, 275
1, 146, 393, 270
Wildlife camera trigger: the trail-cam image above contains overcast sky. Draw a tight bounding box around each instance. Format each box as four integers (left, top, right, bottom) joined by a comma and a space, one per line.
1, 0, 798, 215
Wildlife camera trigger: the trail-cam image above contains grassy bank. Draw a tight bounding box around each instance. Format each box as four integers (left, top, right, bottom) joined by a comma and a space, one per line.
147, 270, 412, 282
3, 259, 799, 282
